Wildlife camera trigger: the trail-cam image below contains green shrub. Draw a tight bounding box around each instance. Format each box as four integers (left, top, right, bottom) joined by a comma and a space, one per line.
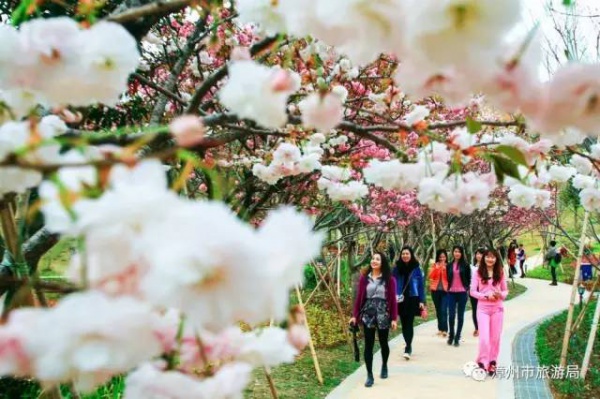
303, 264, 318, 289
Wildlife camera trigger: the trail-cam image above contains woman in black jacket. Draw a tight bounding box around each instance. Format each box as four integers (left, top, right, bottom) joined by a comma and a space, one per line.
446, 245, 471, 347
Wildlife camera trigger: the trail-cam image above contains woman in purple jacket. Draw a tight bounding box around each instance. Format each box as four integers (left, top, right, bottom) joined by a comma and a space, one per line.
350, 251, 398, 388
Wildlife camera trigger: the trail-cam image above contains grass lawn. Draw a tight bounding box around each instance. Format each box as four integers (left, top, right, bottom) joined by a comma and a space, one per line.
0, 377, 125, 399
526, 265, 576, 285
38, 237, 76, 278
536, 298, 600, 399
506, 281, 528, 300
518, 230, 544, 257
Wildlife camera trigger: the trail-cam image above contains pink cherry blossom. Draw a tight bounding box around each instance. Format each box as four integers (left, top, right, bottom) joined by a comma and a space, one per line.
169, 115, 205, 147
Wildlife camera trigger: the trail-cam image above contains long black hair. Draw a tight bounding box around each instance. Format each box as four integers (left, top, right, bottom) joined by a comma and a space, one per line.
396, 245, 420, 275
435, 249, 448, 263
451, 245, 468, 268
366, 251, 391, 282
472, 247, 486, 266
478, 249, 504, 285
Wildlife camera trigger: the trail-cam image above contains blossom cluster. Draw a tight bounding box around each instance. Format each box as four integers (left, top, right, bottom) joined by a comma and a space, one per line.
317, 165, 368, 202
0, 18, 139, 117
3, 158, 323, 395
252, 140, 323, 184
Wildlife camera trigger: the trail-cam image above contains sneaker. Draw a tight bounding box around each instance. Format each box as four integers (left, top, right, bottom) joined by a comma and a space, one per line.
403, 348, 411, 360
550, 282, 558, 286
365, 373, 374, 387
380, 365, 388, 379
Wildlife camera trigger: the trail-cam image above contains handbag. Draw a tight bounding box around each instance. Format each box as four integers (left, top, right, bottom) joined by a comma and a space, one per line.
396, 270, 414, 303
420, 307, 428, 319
360, 300, 378, 327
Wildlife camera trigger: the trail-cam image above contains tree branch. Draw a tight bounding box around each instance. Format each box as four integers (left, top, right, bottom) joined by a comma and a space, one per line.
22, 228, 60, 273
107, 0, 192, 24
131, 72, 189, 105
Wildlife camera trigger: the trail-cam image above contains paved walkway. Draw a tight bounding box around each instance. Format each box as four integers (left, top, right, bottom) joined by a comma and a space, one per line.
512, 318, 556, 399
327, 270, 571, 399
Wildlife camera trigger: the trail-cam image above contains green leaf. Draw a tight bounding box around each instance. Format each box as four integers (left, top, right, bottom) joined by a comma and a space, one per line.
466, 117, 482, 134
496, 145, 528, 166
446, 159, 461, 178
490, 154, 521, 184
177, 149, 200, 163
10, 0, 33, 26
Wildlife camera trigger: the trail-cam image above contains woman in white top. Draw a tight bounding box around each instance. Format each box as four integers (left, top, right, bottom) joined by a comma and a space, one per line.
469, 248, 485, 337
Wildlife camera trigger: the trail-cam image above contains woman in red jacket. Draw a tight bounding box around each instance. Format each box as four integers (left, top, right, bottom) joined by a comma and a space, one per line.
350, 251, 398, 388
428, 249, 449, 337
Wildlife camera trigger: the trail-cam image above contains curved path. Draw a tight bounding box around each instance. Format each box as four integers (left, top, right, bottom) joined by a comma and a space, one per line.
327, 272, 571, 399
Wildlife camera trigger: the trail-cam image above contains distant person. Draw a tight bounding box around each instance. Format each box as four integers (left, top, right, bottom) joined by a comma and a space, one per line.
544, 240, 560, 286
517, 244, 526, 278
393, 246, 426, 360
507, 241, 518, 278
469, 248, 485, 337
428, 249, 449, 337
446, 245, 471, 347
350, 252, 398, 388
470, 249, 509, 376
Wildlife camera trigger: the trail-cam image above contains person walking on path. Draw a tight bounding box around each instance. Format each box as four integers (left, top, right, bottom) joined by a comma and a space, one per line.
544, 240, 561, 286
350, 252, 398, 388
469, 248, 485, 337
393, 246, 426, 360
429, 249, 449, 337
446, 245, 471, 347
507, 241, 518, 278
470, 249, 509, 376
517, 243, 527, 278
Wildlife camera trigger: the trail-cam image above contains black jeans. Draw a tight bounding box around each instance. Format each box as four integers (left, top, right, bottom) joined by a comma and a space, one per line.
398, 298, 418, 351
551, 266, 557, 284
447, 292, 468, 340
469, 295, 478, 331
363, 327, 390, 375
519, 260, 526, 276
431, 290, 448, 332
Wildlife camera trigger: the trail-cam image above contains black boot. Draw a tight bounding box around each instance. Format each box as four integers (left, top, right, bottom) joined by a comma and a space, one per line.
453, 336, 460, 347
365, 372, 374, 387
447, 335, 454, 345
380, 364, 388, 379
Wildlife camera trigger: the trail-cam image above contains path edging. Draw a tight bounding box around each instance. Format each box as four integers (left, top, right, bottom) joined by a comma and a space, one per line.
497, 287, 571, 399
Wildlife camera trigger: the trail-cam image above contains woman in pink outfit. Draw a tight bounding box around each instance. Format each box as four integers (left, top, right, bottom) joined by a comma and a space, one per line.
470, 249, 509, 376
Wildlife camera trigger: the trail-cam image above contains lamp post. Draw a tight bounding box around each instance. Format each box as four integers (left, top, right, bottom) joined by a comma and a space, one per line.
578, 284, 585, 311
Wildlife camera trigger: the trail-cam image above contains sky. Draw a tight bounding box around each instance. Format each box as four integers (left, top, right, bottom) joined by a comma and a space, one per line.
524, 0, 600, 74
